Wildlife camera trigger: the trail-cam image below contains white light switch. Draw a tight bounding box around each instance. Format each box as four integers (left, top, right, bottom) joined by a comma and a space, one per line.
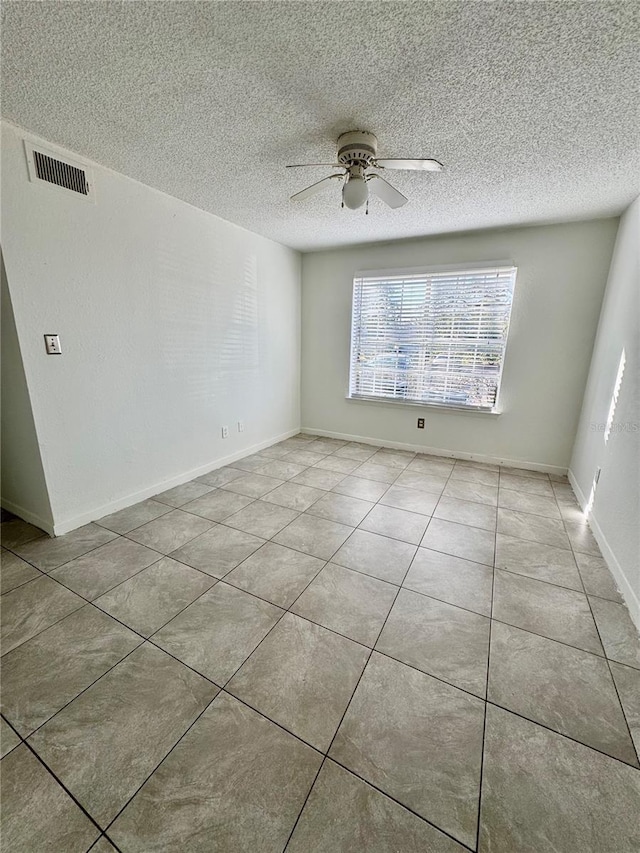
44, 334, 62, 355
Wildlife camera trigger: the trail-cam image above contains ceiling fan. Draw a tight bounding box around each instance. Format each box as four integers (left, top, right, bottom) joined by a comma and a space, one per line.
287, 130, 443, 212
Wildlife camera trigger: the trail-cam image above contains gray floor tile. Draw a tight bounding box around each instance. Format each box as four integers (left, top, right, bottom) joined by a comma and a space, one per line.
255, 459, 307, 480
169, 525, 263, 578
332, 475, 389, 502
488, 621, 637, 765
225, 542, 325, 608
221, 473, 284, 498
280, 437, 320, 452
1, 576, 85, 656
565, 520, 602, 556
50, 537, 160, 600
479, 704, 640, 853
126, 509, 213, 554
153, 481, 214, 508
394, 470, 447, 494
422, 518, 495, 566
306, 492, 374, 526
28, 643, 217, 827
1, 518, 45, 549
291, 563, 397, 647
282, 448, 329, 465
406, 456, 455, 477
90, 838, 118, 853
292, 467, 347, 490
454, 460, 499, 473
332, 529, 417, 584
333, 444, 377, 462
1, 548, 41, 594
13, 524, 118, 572
450, 466, 499, 487
377, 589, 490, 697
228, 612, 369, 751
306, 438, 348, 453
287, 759, 466, 853
379, 484, 438, 516
223, 499, 299, 538
497, 508, 571, 550
194, 466, 246, 488
403, 548, 493, 616
260, 445, 301, 460
314, 455, 360, 474
493, 570, 603, 655
443, 479, 498, 506
1, 718, 20, 758
180, 488, 254, 521
262, 481, 326, 511
1, 605, 141, 736
109, 693, 321, 853
95, 499, 172, 534
273, 514, 353, 560
353, 462, 401, 485
0, 745, 99, 852
434, 496, 497, 531
589, 596, 640, 669
499, 466, 549, 481
360, 504, 429, 545
557, 498, 588, 523
498, 488, 561, 519
369, 449, 415, 470
330, 652, 484, 849
610, 662, 640, 759
94, 557, 215, 637
495, 533, 582, 590
229, 454, 275, 473
153, 582, 282, 684
498, 472, 555, 495
575, 553, 623, 603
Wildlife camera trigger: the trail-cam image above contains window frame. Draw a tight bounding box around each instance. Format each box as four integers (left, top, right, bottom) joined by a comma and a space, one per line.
346, 261, 517, 415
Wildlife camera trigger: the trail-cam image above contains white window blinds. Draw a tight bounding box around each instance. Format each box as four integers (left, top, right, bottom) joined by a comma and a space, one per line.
349, 265, 517, 411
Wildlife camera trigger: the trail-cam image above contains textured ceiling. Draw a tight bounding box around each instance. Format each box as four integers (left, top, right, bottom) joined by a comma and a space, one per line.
2, 1, 639, 251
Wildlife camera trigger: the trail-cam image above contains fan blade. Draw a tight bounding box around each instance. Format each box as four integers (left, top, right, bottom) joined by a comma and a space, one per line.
290, 173, 343, 201
367, 174, 408, 209
374, 158, 443, 171
286, 163, 343, 168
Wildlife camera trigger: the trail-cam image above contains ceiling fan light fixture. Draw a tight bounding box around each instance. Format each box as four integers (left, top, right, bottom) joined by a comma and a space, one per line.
342, 175, 368, 210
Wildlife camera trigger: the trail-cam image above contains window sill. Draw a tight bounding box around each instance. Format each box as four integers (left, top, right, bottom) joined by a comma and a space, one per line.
346, 394, 502, 417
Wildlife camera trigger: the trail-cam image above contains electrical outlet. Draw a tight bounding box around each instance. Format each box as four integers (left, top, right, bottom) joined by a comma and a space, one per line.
44, 334, 62, 355
417, 418, 425, 429
238, 421, 244, 433
221, 426, 229, 439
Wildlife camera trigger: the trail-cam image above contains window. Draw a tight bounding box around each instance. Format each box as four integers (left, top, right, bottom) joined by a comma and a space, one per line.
348, 264, 517, 411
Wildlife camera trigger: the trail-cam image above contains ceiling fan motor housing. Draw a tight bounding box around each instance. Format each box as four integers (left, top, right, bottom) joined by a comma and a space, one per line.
337, 130, 378, 166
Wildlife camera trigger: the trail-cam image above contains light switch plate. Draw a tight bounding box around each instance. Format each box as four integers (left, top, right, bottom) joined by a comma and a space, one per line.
44, 334, 62, 355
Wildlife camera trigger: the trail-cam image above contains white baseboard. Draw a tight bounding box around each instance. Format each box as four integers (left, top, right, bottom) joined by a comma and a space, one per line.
568, 469, 639, 630
50, 427, 300, 536
0, 498, 55, 537
301, 427, 568, 476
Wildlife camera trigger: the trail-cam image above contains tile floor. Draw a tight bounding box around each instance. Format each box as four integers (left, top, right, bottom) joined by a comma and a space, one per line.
1, 434, 639, 852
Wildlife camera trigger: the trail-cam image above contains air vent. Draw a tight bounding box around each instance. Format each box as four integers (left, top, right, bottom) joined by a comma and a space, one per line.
33, 150, 88, 195
24, 140, 95, 202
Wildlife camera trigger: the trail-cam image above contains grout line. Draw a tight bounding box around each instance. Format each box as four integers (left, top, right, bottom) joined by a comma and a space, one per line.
476, 469, 499, 849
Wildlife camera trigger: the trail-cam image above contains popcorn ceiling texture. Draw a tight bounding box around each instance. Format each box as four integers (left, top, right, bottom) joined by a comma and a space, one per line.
2, 1, 638, 251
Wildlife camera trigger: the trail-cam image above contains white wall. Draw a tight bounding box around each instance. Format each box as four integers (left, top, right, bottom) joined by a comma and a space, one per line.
570, 197, 640, 626
1, 253, 54, 532
301, 219, 618, 472
1, 122, 301, 534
